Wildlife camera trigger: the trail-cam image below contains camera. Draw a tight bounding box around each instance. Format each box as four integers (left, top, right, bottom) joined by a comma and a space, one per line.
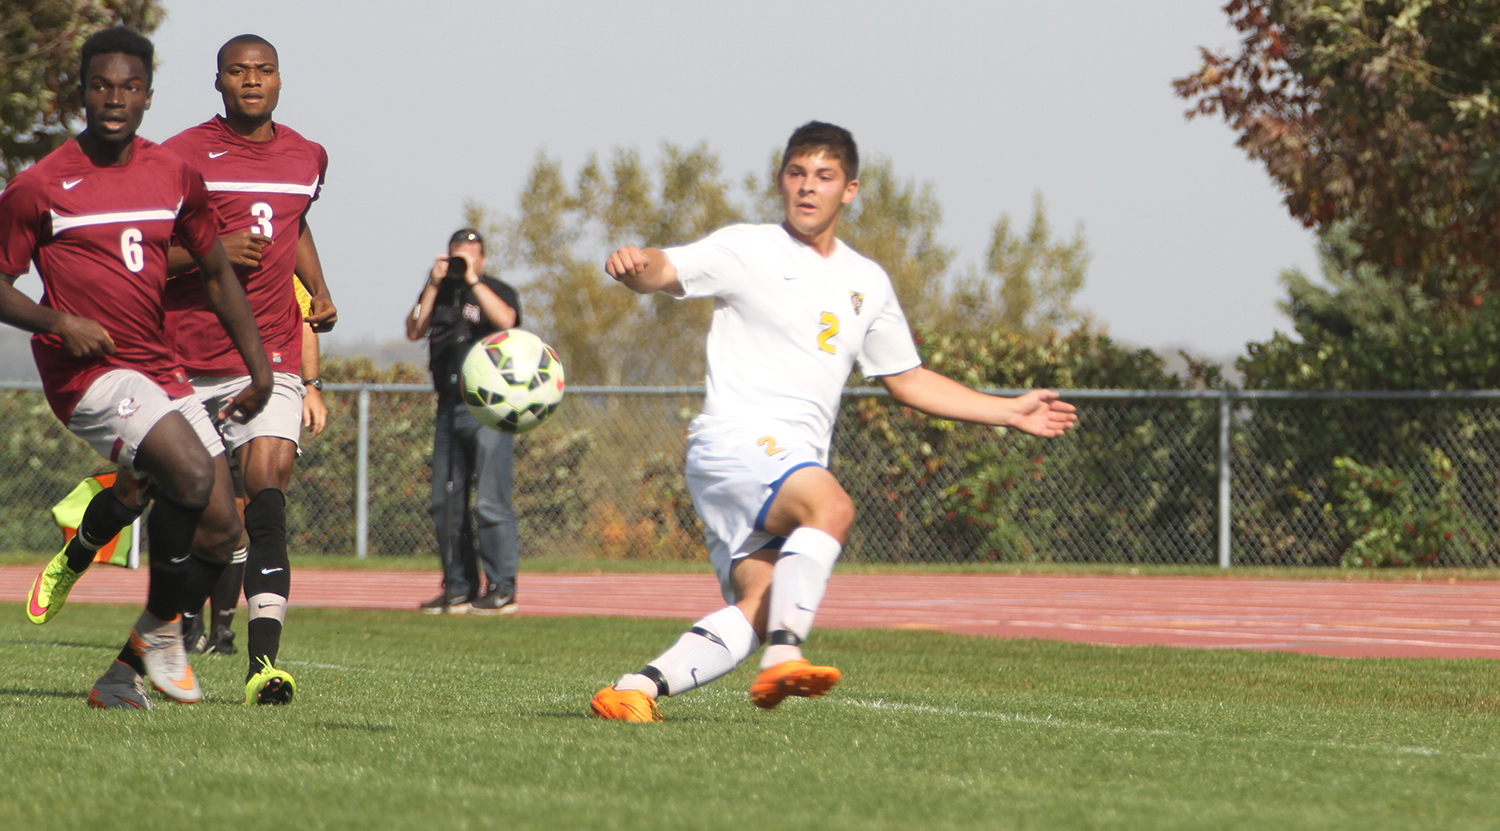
446, 256, 468, 282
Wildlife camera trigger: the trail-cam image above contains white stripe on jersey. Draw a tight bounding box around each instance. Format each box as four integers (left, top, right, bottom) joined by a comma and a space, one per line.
50, 206, 180, 233
204, 180, 319, 196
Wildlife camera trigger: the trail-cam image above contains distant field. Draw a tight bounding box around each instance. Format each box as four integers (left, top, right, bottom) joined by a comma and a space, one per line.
5, 549, 1500, 581
2, 605, 1499, 829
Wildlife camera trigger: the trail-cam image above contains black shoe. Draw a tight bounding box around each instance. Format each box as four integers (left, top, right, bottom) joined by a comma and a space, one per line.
470, 592, 517, 616
183, 613, 207, 654
206, 625, 237, 655
418, 592, 472, 615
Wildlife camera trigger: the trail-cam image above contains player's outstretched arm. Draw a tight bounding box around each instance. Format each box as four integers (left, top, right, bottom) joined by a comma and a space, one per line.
0, 271, 115, 357
879, 366, 1078, 438
295, 221, 337, 330
194, 241, 273, 421
605, 245, 681, 294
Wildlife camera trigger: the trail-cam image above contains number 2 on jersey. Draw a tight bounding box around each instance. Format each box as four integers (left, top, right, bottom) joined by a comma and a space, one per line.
757, 436, 786, 457
818, 312, 839, 354
251, 202, 273, 236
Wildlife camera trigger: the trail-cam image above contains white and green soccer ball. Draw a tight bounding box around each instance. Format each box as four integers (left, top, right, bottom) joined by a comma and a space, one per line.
461, 329, 565, 433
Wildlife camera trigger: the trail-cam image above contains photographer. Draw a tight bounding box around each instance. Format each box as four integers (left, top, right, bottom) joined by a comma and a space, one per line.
406, 229, 522, 615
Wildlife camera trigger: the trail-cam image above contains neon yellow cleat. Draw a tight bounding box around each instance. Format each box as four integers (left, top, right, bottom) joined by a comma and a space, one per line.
27, 548, 85, 625
244, 657, 296, 706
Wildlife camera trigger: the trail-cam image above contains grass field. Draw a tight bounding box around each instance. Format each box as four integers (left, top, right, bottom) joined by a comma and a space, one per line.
3, 605, 1500, 830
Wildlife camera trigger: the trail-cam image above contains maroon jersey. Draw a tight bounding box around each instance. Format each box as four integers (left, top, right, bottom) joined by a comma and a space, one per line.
0, 137, 217, 421
163, 117, 327, 377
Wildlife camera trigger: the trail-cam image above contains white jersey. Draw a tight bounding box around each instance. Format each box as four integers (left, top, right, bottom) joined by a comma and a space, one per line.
666, 223, 922, 454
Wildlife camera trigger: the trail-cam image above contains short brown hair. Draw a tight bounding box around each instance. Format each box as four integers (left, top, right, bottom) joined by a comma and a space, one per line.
781, 121, 858, 181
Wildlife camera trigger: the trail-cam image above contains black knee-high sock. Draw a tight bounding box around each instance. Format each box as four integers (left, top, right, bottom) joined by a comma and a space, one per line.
211, 554, 246, 631
179, 552, 227, 621
243, 489, 290, 675
143, 494, 206, 622
65, 487, 142, 572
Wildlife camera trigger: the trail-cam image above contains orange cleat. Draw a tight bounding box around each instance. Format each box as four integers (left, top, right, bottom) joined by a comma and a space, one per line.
591, 686, 662, 722
749, 659, 841, 710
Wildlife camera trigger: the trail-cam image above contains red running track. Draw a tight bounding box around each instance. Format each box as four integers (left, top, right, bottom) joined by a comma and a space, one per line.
4, 565, 1499, 660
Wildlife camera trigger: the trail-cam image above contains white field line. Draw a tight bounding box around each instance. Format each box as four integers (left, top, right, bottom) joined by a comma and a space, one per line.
836, 698, 1500, 762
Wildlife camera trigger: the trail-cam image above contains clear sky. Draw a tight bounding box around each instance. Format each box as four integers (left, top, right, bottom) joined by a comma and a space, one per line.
30, 0, 1320, 358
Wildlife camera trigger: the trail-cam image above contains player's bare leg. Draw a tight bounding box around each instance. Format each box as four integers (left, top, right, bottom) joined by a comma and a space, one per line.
748, 466, 851, 708
238, 435, 297, 702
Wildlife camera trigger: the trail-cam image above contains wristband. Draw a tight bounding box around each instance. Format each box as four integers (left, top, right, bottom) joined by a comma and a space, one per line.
303, 378, 323, 391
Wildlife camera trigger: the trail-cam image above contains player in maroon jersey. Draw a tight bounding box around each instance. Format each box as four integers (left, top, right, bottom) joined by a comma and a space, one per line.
0, 28, 271, 709
162, 34, 337, 705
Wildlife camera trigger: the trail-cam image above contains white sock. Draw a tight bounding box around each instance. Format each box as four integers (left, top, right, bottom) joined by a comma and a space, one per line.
631, 606, 759, 697
761, 527, 841, 669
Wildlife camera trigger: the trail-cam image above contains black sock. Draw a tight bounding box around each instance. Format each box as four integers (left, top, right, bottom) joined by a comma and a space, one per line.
211, 556, 246, 628
66, 487, 142, 572
144, 494, 206, 621
243, 489, 290, 675
246, 618, 283, 677
116, 640, 145, 675
179, 552, 227, 619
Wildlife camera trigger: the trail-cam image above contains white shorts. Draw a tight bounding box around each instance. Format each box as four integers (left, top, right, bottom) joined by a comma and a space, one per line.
191, 372, 305, 451
685, 419, 825, 603
66, 369, 224, 473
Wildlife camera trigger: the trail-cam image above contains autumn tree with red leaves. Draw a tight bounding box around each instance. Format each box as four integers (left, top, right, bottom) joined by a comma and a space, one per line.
1177, 1, 1500, 297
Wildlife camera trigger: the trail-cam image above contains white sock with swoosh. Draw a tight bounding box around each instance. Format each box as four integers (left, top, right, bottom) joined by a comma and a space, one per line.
761, 527, 842, 669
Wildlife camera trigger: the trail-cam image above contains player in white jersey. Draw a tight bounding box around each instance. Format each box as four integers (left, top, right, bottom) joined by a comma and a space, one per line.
591, 122, 1077, 721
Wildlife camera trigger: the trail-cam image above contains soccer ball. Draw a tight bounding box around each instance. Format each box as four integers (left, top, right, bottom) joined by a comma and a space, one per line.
461, 329, 565, 433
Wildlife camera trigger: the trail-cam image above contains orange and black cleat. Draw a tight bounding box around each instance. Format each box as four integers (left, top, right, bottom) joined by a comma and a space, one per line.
749, 659, 841, 710
591, 687, 662, 722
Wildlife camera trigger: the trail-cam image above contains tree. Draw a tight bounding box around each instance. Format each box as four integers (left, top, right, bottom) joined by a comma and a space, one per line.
489, 143, 1097, 384
950, 192, 1089, 337
1175, 1, 1500, 301
486, 143, 743, 385
1, 1, 166, 180
747, 153, 1088, 338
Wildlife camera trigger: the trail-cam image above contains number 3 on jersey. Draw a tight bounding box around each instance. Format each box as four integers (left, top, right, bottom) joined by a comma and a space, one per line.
251, 202, 273, 236
818, 312, 839, 354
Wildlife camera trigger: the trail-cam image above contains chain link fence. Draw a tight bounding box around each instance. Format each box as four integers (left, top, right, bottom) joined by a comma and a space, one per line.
4, 382, 1499, 567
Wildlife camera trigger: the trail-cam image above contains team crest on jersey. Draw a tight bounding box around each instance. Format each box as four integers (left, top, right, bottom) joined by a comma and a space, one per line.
850, 291, 865, 315
116, 397, 140, 419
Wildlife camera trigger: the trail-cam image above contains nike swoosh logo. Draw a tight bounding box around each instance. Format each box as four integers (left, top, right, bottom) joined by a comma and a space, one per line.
795, 603, 815, 613
208, 151, 228, 158
27, 574, 49, 619
261, 567, 284, 575
161, 664, 196, 691
62, 179, 83, 189
257, 602, 275, 609
169, 555, 191, 564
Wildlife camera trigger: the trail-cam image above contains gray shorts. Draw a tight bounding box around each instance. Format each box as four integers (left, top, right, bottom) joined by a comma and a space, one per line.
66, 369, 224, 473
190, 372, 305, 451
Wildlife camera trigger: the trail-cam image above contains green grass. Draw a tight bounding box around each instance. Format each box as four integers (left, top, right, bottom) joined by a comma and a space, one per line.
3, 606, 1500, 829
